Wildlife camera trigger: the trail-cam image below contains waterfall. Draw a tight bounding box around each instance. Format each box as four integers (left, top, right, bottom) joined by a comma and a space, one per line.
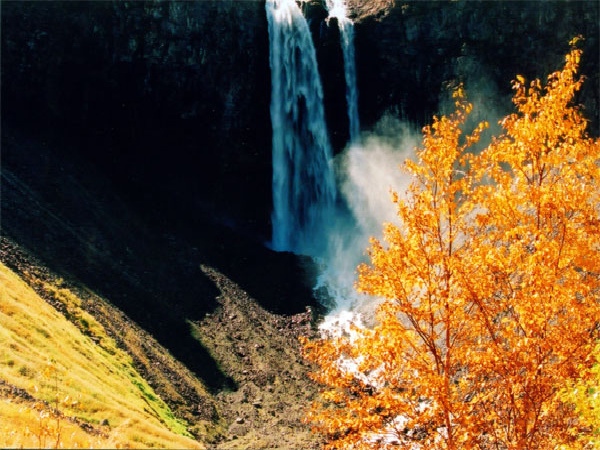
266, 0, 374, 314
326, 0, 360, 142
266, 0, 336, 255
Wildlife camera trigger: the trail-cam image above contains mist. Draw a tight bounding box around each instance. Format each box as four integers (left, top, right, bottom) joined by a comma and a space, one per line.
314, 116, 420, 325
316, 70, 511, 327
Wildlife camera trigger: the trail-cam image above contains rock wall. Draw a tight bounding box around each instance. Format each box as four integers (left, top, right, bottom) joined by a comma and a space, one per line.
2, 0, 598, 241
351, 1, 599, 133
2, 0, 273, 236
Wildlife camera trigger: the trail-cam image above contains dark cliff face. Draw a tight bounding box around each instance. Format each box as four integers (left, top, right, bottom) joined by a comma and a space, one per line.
2, 0, 273, 237
352, 1, 599, 134
2, 0, 598, 243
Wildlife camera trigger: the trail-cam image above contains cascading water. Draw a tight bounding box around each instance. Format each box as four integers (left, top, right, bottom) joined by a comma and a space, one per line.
266, 0, 401, 317
326, 0, 360, 142
266, 0, 368, 311
266, 0, 336, 255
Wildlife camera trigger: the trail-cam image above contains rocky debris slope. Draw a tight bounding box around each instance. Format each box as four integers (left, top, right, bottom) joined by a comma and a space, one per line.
2, 93, 325, 444
195, 265, 322, 449
0, 236, 323, 448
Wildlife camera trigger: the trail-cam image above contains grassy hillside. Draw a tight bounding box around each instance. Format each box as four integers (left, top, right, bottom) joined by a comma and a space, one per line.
0, 262, 203, 449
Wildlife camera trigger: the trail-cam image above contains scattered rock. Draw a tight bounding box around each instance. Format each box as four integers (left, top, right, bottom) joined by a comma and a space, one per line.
228, 423, 250, 437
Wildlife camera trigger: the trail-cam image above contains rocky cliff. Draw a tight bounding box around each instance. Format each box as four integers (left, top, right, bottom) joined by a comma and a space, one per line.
2, 0, 273, 237
351, 1, 599, 133
3, 1, 597, 240
2, 0, 598, 364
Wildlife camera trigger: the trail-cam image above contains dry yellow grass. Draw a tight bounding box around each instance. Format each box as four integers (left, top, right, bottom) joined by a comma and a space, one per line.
0, 398, 113, 449
0, 262, 203, 449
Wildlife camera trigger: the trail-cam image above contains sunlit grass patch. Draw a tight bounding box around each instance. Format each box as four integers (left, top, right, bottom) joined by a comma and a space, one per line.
0, 263, 203, 449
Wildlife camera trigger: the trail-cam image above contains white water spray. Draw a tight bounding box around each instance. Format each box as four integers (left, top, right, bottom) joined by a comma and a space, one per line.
317, 119, 418, 315
266, 0, 336, 255
326, 0, 360, 142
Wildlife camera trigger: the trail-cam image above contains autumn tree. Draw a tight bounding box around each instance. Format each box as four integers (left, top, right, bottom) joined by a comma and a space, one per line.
302, 41, 600, 450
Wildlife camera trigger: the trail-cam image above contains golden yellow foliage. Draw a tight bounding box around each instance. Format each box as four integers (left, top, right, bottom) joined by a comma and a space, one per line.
560, 344, 600, 450
303, 42, 600, 450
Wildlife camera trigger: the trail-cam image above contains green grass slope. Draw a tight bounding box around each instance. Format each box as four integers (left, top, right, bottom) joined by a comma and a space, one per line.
0, 261, 203, 449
